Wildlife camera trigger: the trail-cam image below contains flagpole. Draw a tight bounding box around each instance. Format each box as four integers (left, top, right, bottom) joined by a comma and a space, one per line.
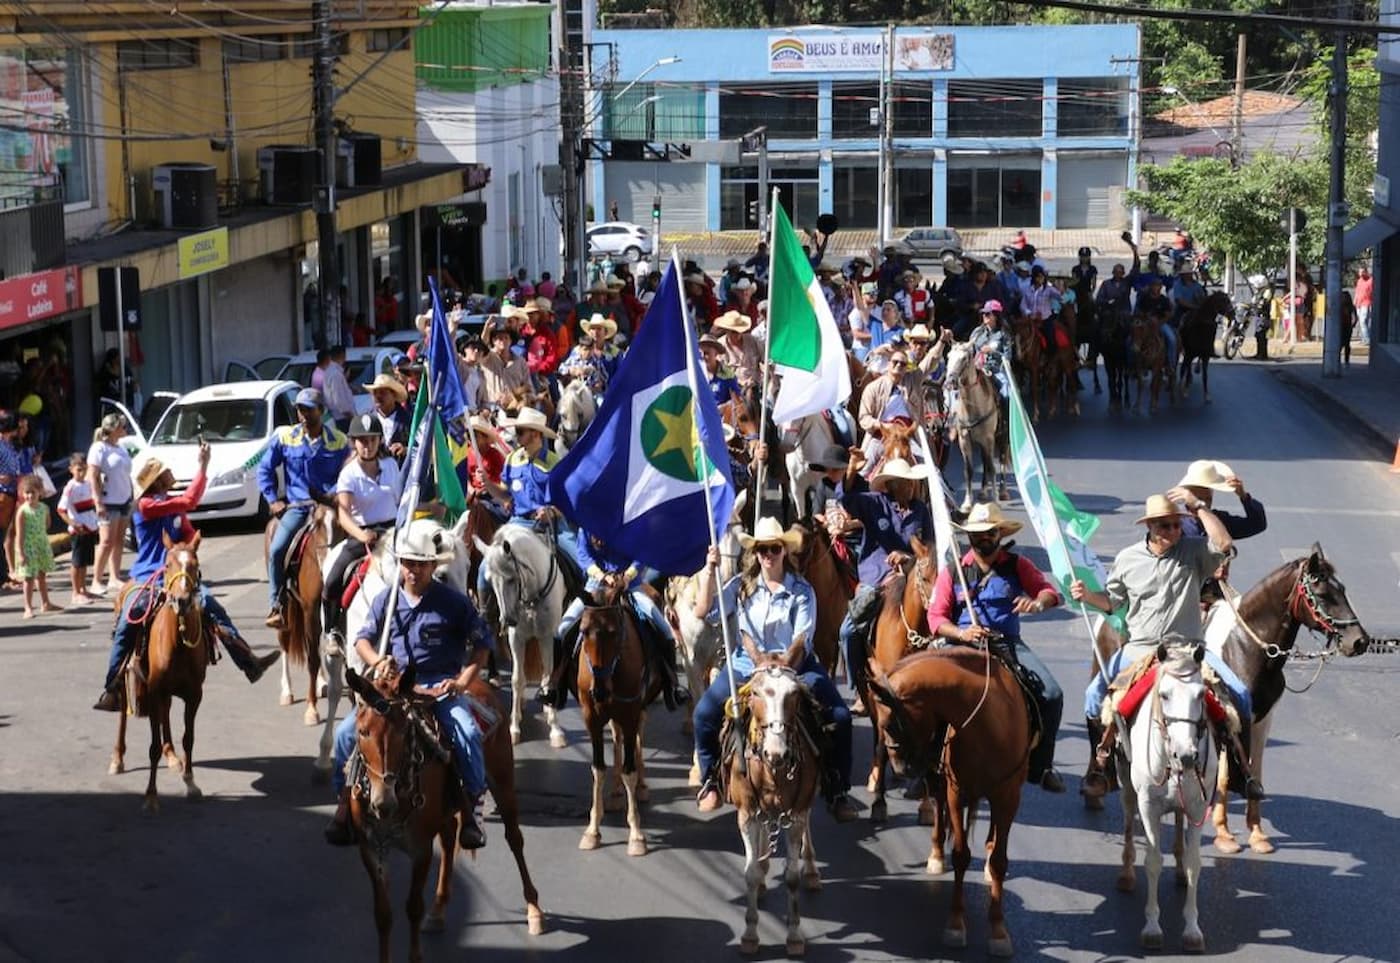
677, 246, 741, 717
915, 424, 983, 632
751, 185, 782, 532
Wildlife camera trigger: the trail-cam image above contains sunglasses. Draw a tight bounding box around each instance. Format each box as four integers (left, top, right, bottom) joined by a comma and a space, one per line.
1149, 521, 1182, 532
755, 544, 784, 557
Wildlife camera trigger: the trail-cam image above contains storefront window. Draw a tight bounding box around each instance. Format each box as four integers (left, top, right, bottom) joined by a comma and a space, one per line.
895, 164, 934, 227
0, 46, 90, 207
1058, 78, 1129, 137
947, 153, 1041, 228
948, 79, 1043, 139
719, 84, 818, 139
719, 165, 819, 230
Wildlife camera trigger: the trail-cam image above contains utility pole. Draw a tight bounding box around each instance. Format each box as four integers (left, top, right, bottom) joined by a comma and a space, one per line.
881, 24, 896, 239
559, 42, 585, 293
876, 33, 887, 242
757, 130, 770, 234
1323, 25, 1347, 378
312, 0, 339, 350
1226, 33, 1246, 298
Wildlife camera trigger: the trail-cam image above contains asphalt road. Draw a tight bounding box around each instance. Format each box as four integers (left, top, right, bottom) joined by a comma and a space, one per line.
3, 358, 1399, 963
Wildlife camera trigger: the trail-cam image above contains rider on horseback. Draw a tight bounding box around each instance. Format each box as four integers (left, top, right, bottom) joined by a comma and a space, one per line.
93, 445, 281, 711
1071, 494, 1262, 802
1176, 460, 1267, 609
325, 519, 495, 850
927, 503, 1067, 792
261, 388, 349, 629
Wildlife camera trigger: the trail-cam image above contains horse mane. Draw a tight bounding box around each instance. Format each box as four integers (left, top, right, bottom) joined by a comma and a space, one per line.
1238, 552, 1314, 616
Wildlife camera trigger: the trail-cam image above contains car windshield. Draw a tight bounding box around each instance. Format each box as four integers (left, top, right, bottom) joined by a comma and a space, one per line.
281, 359, 379, 392
151, 399, 267, 444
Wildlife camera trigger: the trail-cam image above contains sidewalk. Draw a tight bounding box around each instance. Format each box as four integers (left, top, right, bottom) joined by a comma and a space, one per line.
1263, 347, 1400, 464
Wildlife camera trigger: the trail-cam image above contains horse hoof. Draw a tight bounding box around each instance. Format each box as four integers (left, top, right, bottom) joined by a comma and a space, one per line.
1249, 835, 1276, 855
108, 760, 124, 776
785, 937, 806, 957
578, 831, 601, 851
422, 914, 444, 934
1183, 930, 1205, 954
185, 783, 203, 800
548, 730, 567, 750
527, 909, 546, 936
1140, 928, 1164, 950
1212, 834, 1243, 855
870, 799, 887, 824
510, 728, 522, 747
627, 838, 649, 858
303, 706, 321, 727
279, 693, 294, 707
739, 935, 760, 956
802, 871, 822, 892
988, 935, 1015, 958
1117, 872, 1135, 894
941, 927, 968, 949
142, 796, 160, 815
926, 855, 945, 875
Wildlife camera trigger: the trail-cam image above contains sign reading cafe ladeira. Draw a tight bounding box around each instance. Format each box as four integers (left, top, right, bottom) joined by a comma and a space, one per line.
768, 33, 954, 73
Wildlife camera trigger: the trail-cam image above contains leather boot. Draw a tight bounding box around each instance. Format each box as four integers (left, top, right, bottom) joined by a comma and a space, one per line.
538, 636, 570, 710
221, 631, 282, 683
324, 788, 356, 846
1081, 716, 1114, 800
1217, 723, 1265, 801
458, 795, 486, 850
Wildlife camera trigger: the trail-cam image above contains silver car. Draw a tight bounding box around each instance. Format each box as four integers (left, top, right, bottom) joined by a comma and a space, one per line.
885, 227, 964, 262
587, 221, 653, 262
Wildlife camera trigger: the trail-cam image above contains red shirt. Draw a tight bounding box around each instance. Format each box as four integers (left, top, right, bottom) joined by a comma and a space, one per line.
1354, 274, 1373, 307
137, 468, 207, 542
926, 548, 1061, 632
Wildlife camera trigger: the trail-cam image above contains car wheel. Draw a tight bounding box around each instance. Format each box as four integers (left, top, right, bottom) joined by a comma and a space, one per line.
253, 495, 271, 529
624, 246, 642, 263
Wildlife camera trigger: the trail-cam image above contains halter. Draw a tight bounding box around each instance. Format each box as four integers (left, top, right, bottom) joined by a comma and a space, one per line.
1147, 657, 1212, 826
162, 561, 203, 649
1288, 568, 1361, 641
580, 603, 648, 704
741, 665, 812, 777
899, 556, 939, 651
502, 532, 559, 617
351, 695, 448, 852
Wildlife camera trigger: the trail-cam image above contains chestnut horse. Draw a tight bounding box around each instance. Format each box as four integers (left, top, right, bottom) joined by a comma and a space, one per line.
866, 647, 1029, 958
574, 582, 664, 857
1129, 318, 1173, 412
264, 506, 333, 725
791, 522, 853, 677
1009, 318, 1043, 423
111, 535, 208, 812
344, 664, 544, 963
724, 646, 822, 956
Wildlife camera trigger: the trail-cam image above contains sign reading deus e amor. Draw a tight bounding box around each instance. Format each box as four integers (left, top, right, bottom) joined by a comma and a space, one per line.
768, 33, 954, 73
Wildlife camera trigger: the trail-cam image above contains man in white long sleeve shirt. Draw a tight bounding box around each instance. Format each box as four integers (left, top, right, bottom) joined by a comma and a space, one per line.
321, 345, 357, 429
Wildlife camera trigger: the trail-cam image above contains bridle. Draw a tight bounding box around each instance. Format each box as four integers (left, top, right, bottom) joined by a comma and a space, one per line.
743, 664, 810, 778
351, 691, 450, 851
1147, 658, 1211, 825
163, 558, 203, 649
496, 533, 559, 624
580, 603, 647, 704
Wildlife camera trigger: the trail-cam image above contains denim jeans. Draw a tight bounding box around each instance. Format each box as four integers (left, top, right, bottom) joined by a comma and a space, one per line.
839, 584, 880, 687
104, 583, 255, 688
1085, 645, 1251, 720
1160, 322, 1178, 368
558, 577, 670, 642
267, 504, 312, 608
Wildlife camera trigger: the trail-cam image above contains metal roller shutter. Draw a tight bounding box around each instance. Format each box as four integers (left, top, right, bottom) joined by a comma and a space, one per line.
1056, 152, 1128, 229
603, 162, 707, 232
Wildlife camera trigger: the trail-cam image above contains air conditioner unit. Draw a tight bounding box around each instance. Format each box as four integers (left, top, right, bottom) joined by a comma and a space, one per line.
336, 133, 382, 188
257, 145, 319, 205
151, 162, 218, 230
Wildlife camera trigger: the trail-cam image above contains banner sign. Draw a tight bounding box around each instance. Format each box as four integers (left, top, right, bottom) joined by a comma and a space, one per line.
177, 226, 229, 279
768, 33, 954, 73
0, 265, 82, 331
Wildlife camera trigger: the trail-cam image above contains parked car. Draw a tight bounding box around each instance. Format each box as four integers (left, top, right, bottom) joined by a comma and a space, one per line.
224, 346, 404, 416
587, 222, 653, 261
885, 227, 964, 262
376, 314, 492, 353
113, 380, 302, 522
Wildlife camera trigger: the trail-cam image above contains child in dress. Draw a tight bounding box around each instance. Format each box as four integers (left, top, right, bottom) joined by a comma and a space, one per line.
57, 452, 99, 607
14, 473, 56, 618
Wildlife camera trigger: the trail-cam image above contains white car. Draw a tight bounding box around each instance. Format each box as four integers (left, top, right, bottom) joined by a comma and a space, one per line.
587, 221, 653, 261
126, 380, 303, 522
224, 347, 404, 416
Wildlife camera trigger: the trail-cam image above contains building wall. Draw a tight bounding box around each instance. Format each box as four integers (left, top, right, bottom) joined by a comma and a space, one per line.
209, 251, 300, 376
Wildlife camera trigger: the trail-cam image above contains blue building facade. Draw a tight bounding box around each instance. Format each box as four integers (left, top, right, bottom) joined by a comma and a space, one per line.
589, 24, 1141, 233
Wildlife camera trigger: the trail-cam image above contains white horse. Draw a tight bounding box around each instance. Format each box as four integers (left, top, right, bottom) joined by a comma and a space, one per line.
311, 516, 472, 777
783, 412, 841, 518
945, 342, 1008, 512
556, 378, 597, 454
473, 524, 569, 748
1112, 641, 1216, 954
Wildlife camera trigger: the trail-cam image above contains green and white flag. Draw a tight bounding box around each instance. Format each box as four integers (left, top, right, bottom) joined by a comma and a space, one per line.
767, 204, 851, 424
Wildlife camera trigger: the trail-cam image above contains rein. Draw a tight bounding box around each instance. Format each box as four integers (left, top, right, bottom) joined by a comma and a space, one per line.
507, 533, 560, 615
162, 568, 203, 649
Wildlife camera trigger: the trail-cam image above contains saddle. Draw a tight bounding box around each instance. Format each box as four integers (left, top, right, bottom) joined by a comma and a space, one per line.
340, 554, 375, 610
278, 515, 321, 601
1102, 650, 1238, 735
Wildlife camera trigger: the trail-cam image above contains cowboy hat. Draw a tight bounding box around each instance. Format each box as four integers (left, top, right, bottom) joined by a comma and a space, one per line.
683, 270, 707, 285
414, 311, 433, 333
1177, 459, 1235, 493
871, 457, 931, 492
810, 444, 850, 471
604, 275, 625, 290
395, 518, 456, 563
712, 310, 752, 334
468, 414, 503, 448
587, 278, 611, 295
584, 313, 618, 339
533, 296, 555, 314
731, 276, 755, 292
133, 457, 171, 498
1136, 493, 1188, 525
738, 516, 804, 553
697, 333, 725, 351
941, 253, 964, 275
361, 373, 408, 402
956, 502, 1024, 537
501, 405, 557, 439
906, 323, 935, 342
815, 261, 841, 275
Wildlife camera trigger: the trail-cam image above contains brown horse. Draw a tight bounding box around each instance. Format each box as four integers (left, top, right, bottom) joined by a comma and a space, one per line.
1178, 291, 1234, 404
111, 535, 209, 812
791, 522, 853, 677
1129, 317, 1173, 412
264, 506, 332, 725
1010, 318, 1043, 423
461, 497, 502, 599
866, 647, 1029, 958
724, 644, 822, 956
344, 664, 544, 963
1042, 318, 1080, 419
575, 582, 664, 857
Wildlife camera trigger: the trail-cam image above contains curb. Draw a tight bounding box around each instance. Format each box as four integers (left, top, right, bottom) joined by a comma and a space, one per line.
1265, 366, 1397, 461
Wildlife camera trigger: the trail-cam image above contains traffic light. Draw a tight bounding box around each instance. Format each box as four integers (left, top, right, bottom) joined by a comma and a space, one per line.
747, 199, 760, 225
652, 194, 661, 219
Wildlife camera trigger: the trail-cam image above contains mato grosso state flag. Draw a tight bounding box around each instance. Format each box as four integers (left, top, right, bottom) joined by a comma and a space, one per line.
548, 258, 735, 576
767, 203, 851, 424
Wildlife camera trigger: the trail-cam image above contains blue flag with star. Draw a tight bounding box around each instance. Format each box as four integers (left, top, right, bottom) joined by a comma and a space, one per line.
427, 276, 469, 444
548, 260, 735, 576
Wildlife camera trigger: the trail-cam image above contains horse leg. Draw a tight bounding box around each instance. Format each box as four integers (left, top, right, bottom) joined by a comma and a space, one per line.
406, 845, 430, 963
738, 808, 764, 955
110, 690, 127, 775
143, 698, 166, 813
1246, 716, 1275, 854
302, 605, 322, 727
1118, 775, 1137, 892
540, 628, 566, 749
314, 636, 346, 782
960, 440, 975, 511
621, 720, 648, 857
985, 792, 1016, 958
180, 694, 202, 800
634, 711, 650, 804
941, 787, 970, 949
508, 627, 525, 745
1139, 801, 1165, 949
868, 732, 888, 823
424, 824, 455, 933
1182, 820, 1205, 953
1201, 358, 1212, 405
1174, 811, 1187, 887
361, 846, 393, 963
926, 773, 947, 875
486, 759, 545, 934
278, 643, 295, 706
605, 720, 626, 812
800, 821, 821, 891
783, 812, 807, 956
579, 718, 605, 851
161, 712, 179, 770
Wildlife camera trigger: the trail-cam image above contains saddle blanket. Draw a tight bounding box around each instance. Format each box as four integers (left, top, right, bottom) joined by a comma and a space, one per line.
1110, 662, 1227, 725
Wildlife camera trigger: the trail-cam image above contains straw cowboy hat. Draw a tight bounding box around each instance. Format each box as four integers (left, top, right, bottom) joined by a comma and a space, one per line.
738, 516, 804, 553
712, 310, 752, 334
362, 372, 408, 402
604, 274, 626, 290
871, 457, 931, 492
533, 296, 555, 314
1177, 459, 1235, 492
414, 311, 433, 333
395, 518, 456, 563
906, 323, 935, 342
1136, 493, 1188, 525
587, 278, 611, 295
584, 313, 618, 340
698, 333, 725, 351
468, 414, 503, 448
502, 406, 557, 439
133, 457, 170, 499
956, 502, 1024, 537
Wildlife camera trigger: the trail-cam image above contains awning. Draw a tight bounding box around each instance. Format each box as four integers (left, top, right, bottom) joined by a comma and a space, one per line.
1342, 212, 1400, 258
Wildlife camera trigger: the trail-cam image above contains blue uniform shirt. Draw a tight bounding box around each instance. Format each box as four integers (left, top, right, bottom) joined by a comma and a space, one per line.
841, 488, 935, 585
709, 573, 816, 677
258, 423, 349, 504
503, 446, 560, 519
359, 581, 495, 681
129, 507, 184, 583
1181, 497, 1267, 540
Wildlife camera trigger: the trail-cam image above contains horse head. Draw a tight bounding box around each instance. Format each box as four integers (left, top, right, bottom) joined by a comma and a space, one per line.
945, 343, 975, 388
160, 532, 203, 609
1153, 638, 1209, 775
476, 527, 552, 629
557, 379, 597, 449
1293, 543, 1370, 656
578, 581, 630, 704
744, 648, 805, 771
345, 663, 418, 820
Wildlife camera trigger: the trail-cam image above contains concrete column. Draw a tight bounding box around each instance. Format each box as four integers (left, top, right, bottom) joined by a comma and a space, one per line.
1041, 149, 1057, 230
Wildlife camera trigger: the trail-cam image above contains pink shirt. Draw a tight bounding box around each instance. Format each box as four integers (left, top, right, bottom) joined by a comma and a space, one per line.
1354, 274, 1372, 307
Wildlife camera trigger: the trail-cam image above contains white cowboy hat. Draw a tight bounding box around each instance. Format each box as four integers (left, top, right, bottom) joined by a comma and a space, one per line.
956, 502, 1024, 537
1135, 493, 1188, 525
584, 313, 618, 340
906, 324, 935, 342
361, 372, 408, 402
414, 311, 434, 333
731, 276, 755, 292
468, 414, 503, 448
533, 296, 555, 314
738, 516, 804, 553
501, 406, 557, 439
712, 310, 752, 334
1177, 459, 1235, 492
871, 458, 931, 492
941, 254, 964, 276
395, 518, 456, 563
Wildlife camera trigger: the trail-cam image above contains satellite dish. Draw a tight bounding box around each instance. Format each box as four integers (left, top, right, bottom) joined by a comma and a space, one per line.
816, 213, 839, 236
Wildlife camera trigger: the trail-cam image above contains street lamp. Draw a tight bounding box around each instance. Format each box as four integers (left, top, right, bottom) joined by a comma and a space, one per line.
610, 94, 662, 137
613, 56, 681, 102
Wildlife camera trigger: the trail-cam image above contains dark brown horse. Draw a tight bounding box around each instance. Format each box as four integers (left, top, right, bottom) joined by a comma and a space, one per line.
1205, 544, 1370, 854
1042, 317, 1080, 419
1178, 291, 1234, 404
1129, 317, 1173, 412
866, 647, 1029, 958
791, 522, 853, 677
575, 582, 664, 857
344, 664, 544, 963
1009, 318, 1043, 422
264, 505, 332, 725
110, 535, 208, 812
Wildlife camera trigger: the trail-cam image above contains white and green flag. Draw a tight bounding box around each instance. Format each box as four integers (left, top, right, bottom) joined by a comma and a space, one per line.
767, 204, 851, 424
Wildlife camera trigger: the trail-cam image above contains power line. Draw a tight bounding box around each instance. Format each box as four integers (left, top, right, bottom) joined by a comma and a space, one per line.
1015, 0, 1400, 34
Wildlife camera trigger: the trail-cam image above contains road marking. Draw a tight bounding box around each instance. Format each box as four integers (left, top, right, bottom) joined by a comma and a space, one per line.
1264, 506, 1400, 518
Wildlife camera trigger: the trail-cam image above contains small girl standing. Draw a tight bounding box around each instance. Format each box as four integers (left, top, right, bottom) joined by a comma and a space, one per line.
14, 474, 57, 617
57, 452, 99, 607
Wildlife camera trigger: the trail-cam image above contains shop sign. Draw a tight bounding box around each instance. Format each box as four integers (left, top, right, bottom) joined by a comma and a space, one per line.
0, 265, 82, 331
177, 226, 229, 279
463, 164, 491, 192
767, 33, 954, 73
432, 202, 488, 228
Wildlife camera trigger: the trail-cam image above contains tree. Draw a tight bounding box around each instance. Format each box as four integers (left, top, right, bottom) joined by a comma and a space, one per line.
1296, 44, 1380, 228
